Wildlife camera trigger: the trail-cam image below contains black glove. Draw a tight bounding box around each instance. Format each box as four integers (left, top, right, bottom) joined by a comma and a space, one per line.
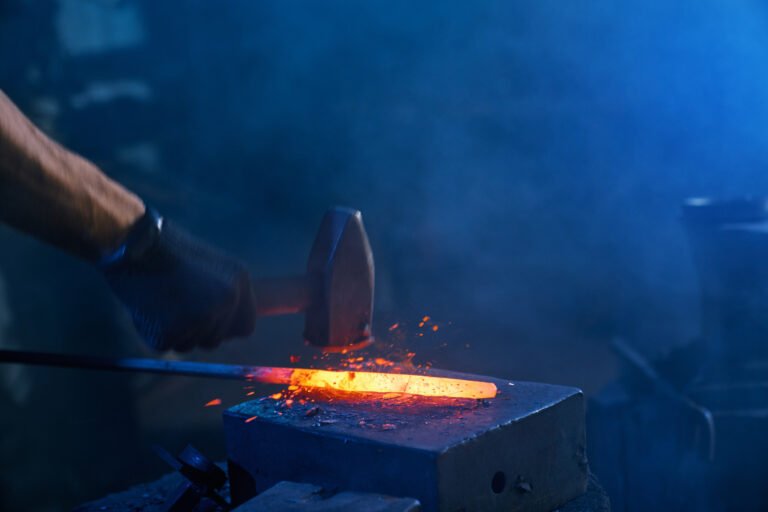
100, 208, 256, 351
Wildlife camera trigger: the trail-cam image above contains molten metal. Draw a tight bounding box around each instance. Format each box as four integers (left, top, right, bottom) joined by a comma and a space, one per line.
247, 367, 497, 399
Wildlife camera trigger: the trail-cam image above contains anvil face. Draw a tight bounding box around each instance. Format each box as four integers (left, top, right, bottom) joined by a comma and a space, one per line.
224, 375, 587, 512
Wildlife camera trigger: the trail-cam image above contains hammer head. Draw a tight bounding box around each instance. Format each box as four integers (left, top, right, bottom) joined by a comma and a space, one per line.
304, 208, 375, 351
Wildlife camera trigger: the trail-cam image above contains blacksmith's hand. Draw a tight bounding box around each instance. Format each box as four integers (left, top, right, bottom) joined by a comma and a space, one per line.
99, 208, 256, 352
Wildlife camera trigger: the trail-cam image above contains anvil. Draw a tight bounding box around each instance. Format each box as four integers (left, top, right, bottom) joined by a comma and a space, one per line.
224, 374, 587, 512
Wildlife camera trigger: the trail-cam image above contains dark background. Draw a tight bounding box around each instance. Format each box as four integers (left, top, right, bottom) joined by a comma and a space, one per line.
1, 1, 767, 510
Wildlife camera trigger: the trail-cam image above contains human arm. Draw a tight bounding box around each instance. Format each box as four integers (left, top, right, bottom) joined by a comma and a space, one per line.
0, 90, 255, 350
0, 89, 145, 260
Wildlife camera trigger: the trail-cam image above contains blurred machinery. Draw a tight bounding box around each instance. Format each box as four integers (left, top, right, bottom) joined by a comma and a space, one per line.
589, 197, 768, 511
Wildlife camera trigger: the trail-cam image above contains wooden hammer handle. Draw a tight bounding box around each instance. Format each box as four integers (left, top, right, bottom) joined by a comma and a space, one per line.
252, 275, 314, 317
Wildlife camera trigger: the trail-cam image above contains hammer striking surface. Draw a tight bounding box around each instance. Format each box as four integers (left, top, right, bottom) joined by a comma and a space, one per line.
252, 207, 375, 352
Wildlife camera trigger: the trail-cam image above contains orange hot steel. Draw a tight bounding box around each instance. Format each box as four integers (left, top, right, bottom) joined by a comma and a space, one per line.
247, 367, 497, 399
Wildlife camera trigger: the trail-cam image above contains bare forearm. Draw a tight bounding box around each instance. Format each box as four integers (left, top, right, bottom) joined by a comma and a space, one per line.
0, 90, 145, 260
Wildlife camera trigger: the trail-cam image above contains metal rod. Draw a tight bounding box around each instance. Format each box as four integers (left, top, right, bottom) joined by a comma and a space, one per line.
0, 348, 291, 383
0, 349, 499, 399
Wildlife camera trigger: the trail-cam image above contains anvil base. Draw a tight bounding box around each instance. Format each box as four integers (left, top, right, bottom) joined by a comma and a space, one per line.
224, 374, 587, 512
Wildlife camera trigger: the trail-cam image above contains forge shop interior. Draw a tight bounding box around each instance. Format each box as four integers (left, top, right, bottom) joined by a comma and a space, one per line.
1, 2, 767, 511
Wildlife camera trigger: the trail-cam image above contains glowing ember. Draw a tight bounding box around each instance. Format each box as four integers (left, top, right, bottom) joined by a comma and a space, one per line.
244, 415, 258, 423
205, 398, 222, 407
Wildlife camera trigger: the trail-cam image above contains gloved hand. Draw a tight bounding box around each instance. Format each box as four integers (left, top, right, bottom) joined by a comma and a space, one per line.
99, 208, 256, 351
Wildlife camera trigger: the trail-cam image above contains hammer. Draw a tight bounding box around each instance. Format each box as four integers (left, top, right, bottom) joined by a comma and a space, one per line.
252, 207, 375, 351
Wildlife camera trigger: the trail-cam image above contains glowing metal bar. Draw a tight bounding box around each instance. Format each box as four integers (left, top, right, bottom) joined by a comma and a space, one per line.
284, 368, 498, 399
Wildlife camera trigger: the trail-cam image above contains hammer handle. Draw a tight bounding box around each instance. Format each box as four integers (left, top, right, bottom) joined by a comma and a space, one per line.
252, 275, 313, 316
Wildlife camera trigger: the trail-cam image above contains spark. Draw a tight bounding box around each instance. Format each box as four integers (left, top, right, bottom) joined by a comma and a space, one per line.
205, 398, 222, 407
